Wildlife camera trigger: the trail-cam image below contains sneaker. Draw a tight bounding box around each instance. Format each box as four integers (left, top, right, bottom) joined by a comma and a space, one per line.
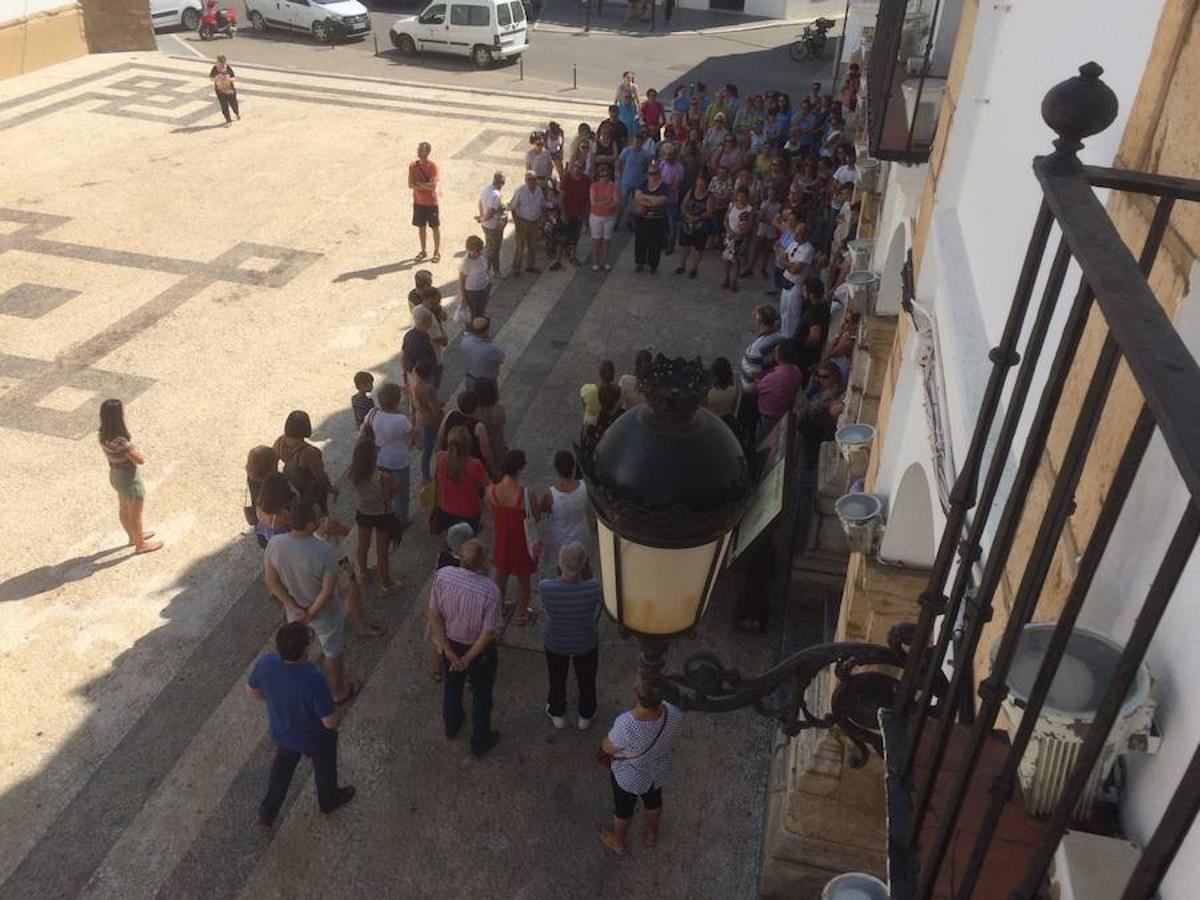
471, 729, 502, 756
604, 264, 612, 271
577, 715, 593, 731
320, 785, 356, 815
546, 705, 566, 729
592, 264, 600, 272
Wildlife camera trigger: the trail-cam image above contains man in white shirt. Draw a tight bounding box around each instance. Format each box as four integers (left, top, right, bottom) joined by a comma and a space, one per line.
780, 222, 814, 339
477, 171, 506, 279
508, 171, 544, 276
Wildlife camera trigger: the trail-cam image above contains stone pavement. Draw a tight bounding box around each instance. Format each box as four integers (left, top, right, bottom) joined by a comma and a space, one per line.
0, 52, 788, 897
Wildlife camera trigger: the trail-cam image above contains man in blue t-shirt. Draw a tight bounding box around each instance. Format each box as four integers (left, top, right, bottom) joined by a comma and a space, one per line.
616, 131, 653, 230
248, 622, 355, 827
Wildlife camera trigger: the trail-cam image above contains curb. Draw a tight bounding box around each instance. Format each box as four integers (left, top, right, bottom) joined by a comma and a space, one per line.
160, 53, 611, 107
532, 9, 843, 37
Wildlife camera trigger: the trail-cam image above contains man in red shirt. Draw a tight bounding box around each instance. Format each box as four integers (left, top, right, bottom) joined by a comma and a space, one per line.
560, 158, 591, 266
640, 88, 665, 141
408, 141, 441, 263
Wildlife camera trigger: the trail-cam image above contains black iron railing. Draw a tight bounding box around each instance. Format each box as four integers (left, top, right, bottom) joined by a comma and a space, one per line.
882, 63, 1200, 898
867, 0, 951, 164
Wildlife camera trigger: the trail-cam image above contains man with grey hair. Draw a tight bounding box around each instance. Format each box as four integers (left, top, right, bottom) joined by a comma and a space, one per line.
477, 171, 507, 279
507, 170, 544, 275
540, 541, 602, 730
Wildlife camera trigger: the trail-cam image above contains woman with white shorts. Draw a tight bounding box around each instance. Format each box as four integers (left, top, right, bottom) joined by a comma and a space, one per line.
589, 165, 618, 271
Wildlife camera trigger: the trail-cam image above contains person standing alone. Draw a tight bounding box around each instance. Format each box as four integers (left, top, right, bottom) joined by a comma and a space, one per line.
409, 142, 441, 263
209, 54, 239, 126
426, 539, 503, 756
98, 398, 162, 555
248, 622, 356, 827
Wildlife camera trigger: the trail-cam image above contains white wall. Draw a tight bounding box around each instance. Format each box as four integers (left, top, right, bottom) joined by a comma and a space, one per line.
0, 0, 72, 22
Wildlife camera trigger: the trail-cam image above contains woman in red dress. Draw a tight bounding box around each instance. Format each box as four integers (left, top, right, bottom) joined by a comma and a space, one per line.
486, 449, 539, 626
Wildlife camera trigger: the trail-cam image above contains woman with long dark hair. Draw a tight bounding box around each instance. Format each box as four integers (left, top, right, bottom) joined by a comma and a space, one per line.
273, 410, 335, 513
98, 399, 162, 554
350, 436, 399, 595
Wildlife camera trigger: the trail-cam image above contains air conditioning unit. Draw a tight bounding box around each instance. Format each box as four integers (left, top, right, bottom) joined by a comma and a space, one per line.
998, 624, 1157, 819
1049, 831, 1140, 900
834, 492, 883, 554
901, 78, 946, 147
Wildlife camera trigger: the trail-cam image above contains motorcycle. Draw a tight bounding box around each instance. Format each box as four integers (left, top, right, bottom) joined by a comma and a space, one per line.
789, 16, 835, 61
198, 3, 237, 40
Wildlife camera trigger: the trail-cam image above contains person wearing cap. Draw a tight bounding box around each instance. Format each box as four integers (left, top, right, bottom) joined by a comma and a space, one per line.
477, 172, 507, 280
507, 170, 544, 275
702, 111, 729, 153
540, 542, 602, 730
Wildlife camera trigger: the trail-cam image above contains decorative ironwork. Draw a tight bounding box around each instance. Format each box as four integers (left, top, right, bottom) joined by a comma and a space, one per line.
638, 625, 929, 766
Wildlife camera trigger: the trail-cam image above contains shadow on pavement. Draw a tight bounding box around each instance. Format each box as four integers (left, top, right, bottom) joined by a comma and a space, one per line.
0, 544, 132, 603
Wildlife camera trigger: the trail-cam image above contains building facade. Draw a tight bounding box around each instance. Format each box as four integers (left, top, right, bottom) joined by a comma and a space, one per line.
1, 0, 154, 80
767, 0, 1200, 895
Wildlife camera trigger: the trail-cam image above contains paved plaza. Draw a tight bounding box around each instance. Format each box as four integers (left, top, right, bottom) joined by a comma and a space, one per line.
0, 52, 794, 897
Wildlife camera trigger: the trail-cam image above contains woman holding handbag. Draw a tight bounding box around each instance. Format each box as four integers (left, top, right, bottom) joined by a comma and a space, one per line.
599, 679, 682, 855
485, 449, 539, 626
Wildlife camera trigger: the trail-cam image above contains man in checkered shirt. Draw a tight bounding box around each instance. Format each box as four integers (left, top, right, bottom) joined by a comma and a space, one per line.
426, 539, 503, 756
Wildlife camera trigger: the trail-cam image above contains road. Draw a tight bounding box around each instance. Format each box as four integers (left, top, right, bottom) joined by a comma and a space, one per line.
156, 0, 842, 100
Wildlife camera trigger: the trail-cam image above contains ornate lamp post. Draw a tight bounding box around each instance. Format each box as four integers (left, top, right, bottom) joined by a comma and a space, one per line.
580, 355, 911, 761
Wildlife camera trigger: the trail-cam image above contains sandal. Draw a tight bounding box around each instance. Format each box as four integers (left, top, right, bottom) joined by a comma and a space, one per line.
127, 531, 156, 546
134, 540, 163, 555
430, 252, 441, 263
355, 623, 387, 638
415, 250, 427, 261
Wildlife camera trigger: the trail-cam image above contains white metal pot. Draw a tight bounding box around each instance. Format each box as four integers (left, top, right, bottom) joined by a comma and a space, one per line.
846, 270, 880, 315
848, 237, 876, 271
834, 492, 883, 554
856, 157, 882, 193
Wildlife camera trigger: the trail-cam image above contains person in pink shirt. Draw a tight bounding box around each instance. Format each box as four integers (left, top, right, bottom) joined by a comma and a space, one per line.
753, 341, 804, 442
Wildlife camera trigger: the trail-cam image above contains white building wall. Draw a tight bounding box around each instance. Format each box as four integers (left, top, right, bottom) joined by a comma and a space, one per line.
1, 0, 72, 23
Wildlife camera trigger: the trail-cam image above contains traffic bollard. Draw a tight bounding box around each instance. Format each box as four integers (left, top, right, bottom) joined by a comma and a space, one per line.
373, 33, 378, 56
519, 56, 524, 80
573, 64, 577, 89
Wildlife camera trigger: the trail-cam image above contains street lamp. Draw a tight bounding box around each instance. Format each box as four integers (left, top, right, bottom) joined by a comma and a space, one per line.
580, 355, 913, 762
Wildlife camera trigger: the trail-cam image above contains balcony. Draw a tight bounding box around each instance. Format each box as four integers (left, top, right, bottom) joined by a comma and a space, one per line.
866, 0, 957, 164
868, 64, 1200, 898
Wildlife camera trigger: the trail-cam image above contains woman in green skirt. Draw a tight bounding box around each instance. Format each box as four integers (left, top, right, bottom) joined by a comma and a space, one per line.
99, 399, 162, 554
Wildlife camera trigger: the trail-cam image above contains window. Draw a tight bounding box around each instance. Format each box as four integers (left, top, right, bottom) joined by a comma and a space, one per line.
497, 2, 511, 25
509, 0, 525, 22
450, 4, 470, 24
469, 5, 490, 25
419, 4, 445, 24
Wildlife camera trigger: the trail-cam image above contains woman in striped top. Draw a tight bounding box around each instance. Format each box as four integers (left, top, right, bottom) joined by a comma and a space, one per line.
98, 399, 162, 555
599, 679, 683, 855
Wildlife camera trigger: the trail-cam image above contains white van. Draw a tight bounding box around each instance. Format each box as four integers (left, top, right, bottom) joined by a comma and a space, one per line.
244, 0, 371, 43
149, 0, 203, 32
389, 0, 529, 69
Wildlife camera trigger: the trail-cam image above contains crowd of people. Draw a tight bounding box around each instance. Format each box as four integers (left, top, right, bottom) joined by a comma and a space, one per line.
100, 65, 865, 854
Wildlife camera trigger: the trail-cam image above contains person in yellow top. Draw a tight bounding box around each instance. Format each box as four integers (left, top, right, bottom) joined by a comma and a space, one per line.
580, 360, 617, 426
618, 349, 653, 410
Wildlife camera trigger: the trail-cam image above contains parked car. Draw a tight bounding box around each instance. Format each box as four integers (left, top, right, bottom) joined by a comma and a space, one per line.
245, 0, 372, 42
389, 0, 529, 68
149, 0, 204, 32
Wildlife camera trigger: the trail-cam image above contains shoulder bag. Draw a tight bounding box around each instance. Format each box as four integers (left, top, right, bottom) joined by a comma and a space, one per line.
597, 707, 669, 767
522, 487, 541, 562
